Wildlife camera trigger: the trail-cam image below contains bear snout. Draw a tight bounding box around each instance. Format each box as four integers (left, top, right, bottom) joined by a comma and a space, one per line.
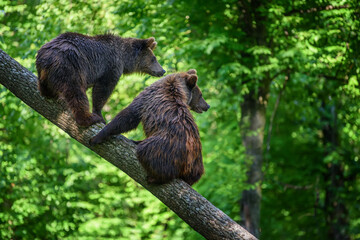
205, 103, 210, 111
154, 69, 166, 77
202, 103, 210, 112
160, 69, 166, 76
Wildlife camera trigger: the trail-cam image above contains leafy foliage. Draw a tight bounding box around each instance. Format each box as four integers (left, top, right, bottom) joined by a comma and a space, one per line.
1, 0, 359, 239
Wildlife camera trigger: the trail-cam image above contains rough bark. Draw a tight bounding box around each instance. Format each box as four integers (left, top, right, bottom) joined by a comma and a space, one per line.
0, 49, 257, 240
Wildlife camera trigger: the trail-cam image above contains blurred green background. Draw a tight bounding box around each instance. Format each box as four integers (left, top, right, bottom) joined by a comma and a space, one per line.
0, 0, 359, 239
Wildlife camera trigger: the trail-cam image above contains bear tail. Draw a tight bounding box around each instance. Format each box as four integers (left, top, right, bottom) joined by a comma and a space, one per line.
137, 134, 185, 184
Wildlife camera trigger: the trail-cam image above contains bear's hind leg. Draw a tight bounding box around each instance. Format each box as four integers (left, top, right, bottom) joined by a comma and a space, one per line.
63, 86, 104, 127
181, 174, 201, 186
37, 69, 58, 99
137, 137, 179, 185
180, 156, 204, 186
38, 80, 58, 99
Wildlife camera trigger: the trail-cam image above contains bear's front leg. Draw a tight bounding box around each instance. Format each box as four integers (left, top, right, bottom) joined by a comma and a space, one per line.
92, 72, 121, 123
89, 101, 141, 145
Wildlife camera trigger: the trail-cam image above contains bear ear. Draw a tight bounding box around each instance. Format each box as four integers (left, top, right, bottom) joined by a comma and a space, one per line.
186, 74, 198, 89
150, 41, 157, 50
187, 69, 197, 75
146, 37, 157, 50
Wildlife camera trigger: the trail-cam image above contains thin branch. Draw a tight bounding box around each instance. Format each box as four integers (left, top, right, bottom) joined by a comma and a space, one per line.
283, 183, 313, 190
266, 72, 289, 152
285, 5, 350, 16
320, 74, 346, 82
0, 49, 257, 240
270, 69, 286, 82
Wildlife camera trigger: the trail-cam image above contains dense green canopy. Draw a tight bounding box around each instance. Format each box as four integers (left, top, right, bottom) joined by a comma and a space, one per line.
0, 0, 359, 239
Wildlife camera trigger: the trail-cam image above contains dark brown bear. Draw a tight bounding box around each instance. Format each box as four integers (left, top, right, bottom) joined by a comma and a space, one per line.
36, 32, 165, 127
90, 69, 210, 185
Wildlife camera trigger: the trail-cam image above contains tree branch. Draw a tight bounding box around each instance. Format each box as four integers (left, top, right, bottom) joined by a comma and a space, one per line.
0, 49, 257, 240
284, 4, 350, 16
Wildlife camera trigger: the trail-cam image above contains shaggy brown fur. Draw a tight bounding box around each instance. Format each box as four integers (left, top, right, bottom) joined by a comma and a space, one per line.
90, 69, 210, 185
36, 32, 165, 127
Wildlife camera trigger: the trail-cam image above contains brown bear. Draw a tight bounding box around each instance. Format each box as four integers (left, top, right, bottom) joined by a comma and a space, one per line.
36, 32, 165, 127
89, 69, 210, 185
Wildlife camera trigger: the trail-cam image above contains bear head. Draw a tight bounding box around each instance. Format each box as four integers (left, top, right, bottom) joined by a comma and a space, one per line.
183, 69, 210, 113
135, 37, 166, 77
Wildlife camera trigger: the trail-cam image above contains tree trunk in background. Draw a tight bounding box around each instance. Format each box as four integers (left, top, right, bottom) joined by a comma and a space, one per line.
239, 91, 268, 238
322, 103, 350, 240
325, 163, 349, 240
237, 0, 269, 237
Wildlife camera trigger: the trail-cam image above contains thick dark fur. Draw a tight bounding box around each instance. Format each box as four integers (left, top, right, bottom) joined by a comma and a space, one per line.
90, 69, 210, 185
36, 32, 165, 127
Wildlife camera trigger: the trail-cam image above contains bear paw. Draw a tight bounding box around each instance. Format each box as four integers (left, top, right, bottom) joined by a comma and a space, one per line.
76, 113, 105, 127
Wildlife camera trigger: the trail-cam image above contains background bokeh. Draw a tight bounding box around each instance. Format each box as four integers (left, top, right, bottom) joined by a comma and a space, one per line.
0, 0, 359, 239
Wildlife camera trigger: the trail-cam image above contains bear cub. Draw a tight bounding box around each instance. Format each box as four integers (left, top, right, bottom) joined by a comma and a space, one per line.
36, 32, 165, 127
90, 69, 210, 186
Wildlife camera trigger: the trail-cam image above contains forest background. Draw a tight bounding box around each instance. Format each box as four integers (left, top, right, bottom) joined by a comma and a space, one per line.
0, 0, 359, 239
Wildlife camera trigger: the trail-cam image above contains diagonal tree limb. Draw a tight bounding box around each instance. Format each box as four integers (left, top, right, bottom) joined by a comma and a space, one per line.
0, 49, 257, 240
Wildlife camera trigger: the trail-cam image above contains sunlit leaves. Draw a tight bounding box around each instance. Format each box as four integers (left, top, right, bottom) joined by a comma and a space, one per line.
1, 0, 359, 239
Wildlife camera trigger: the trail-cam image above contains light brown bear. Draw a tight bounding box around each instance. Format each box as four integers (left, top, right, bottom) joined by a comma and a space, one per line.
90, 69, 209, 185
